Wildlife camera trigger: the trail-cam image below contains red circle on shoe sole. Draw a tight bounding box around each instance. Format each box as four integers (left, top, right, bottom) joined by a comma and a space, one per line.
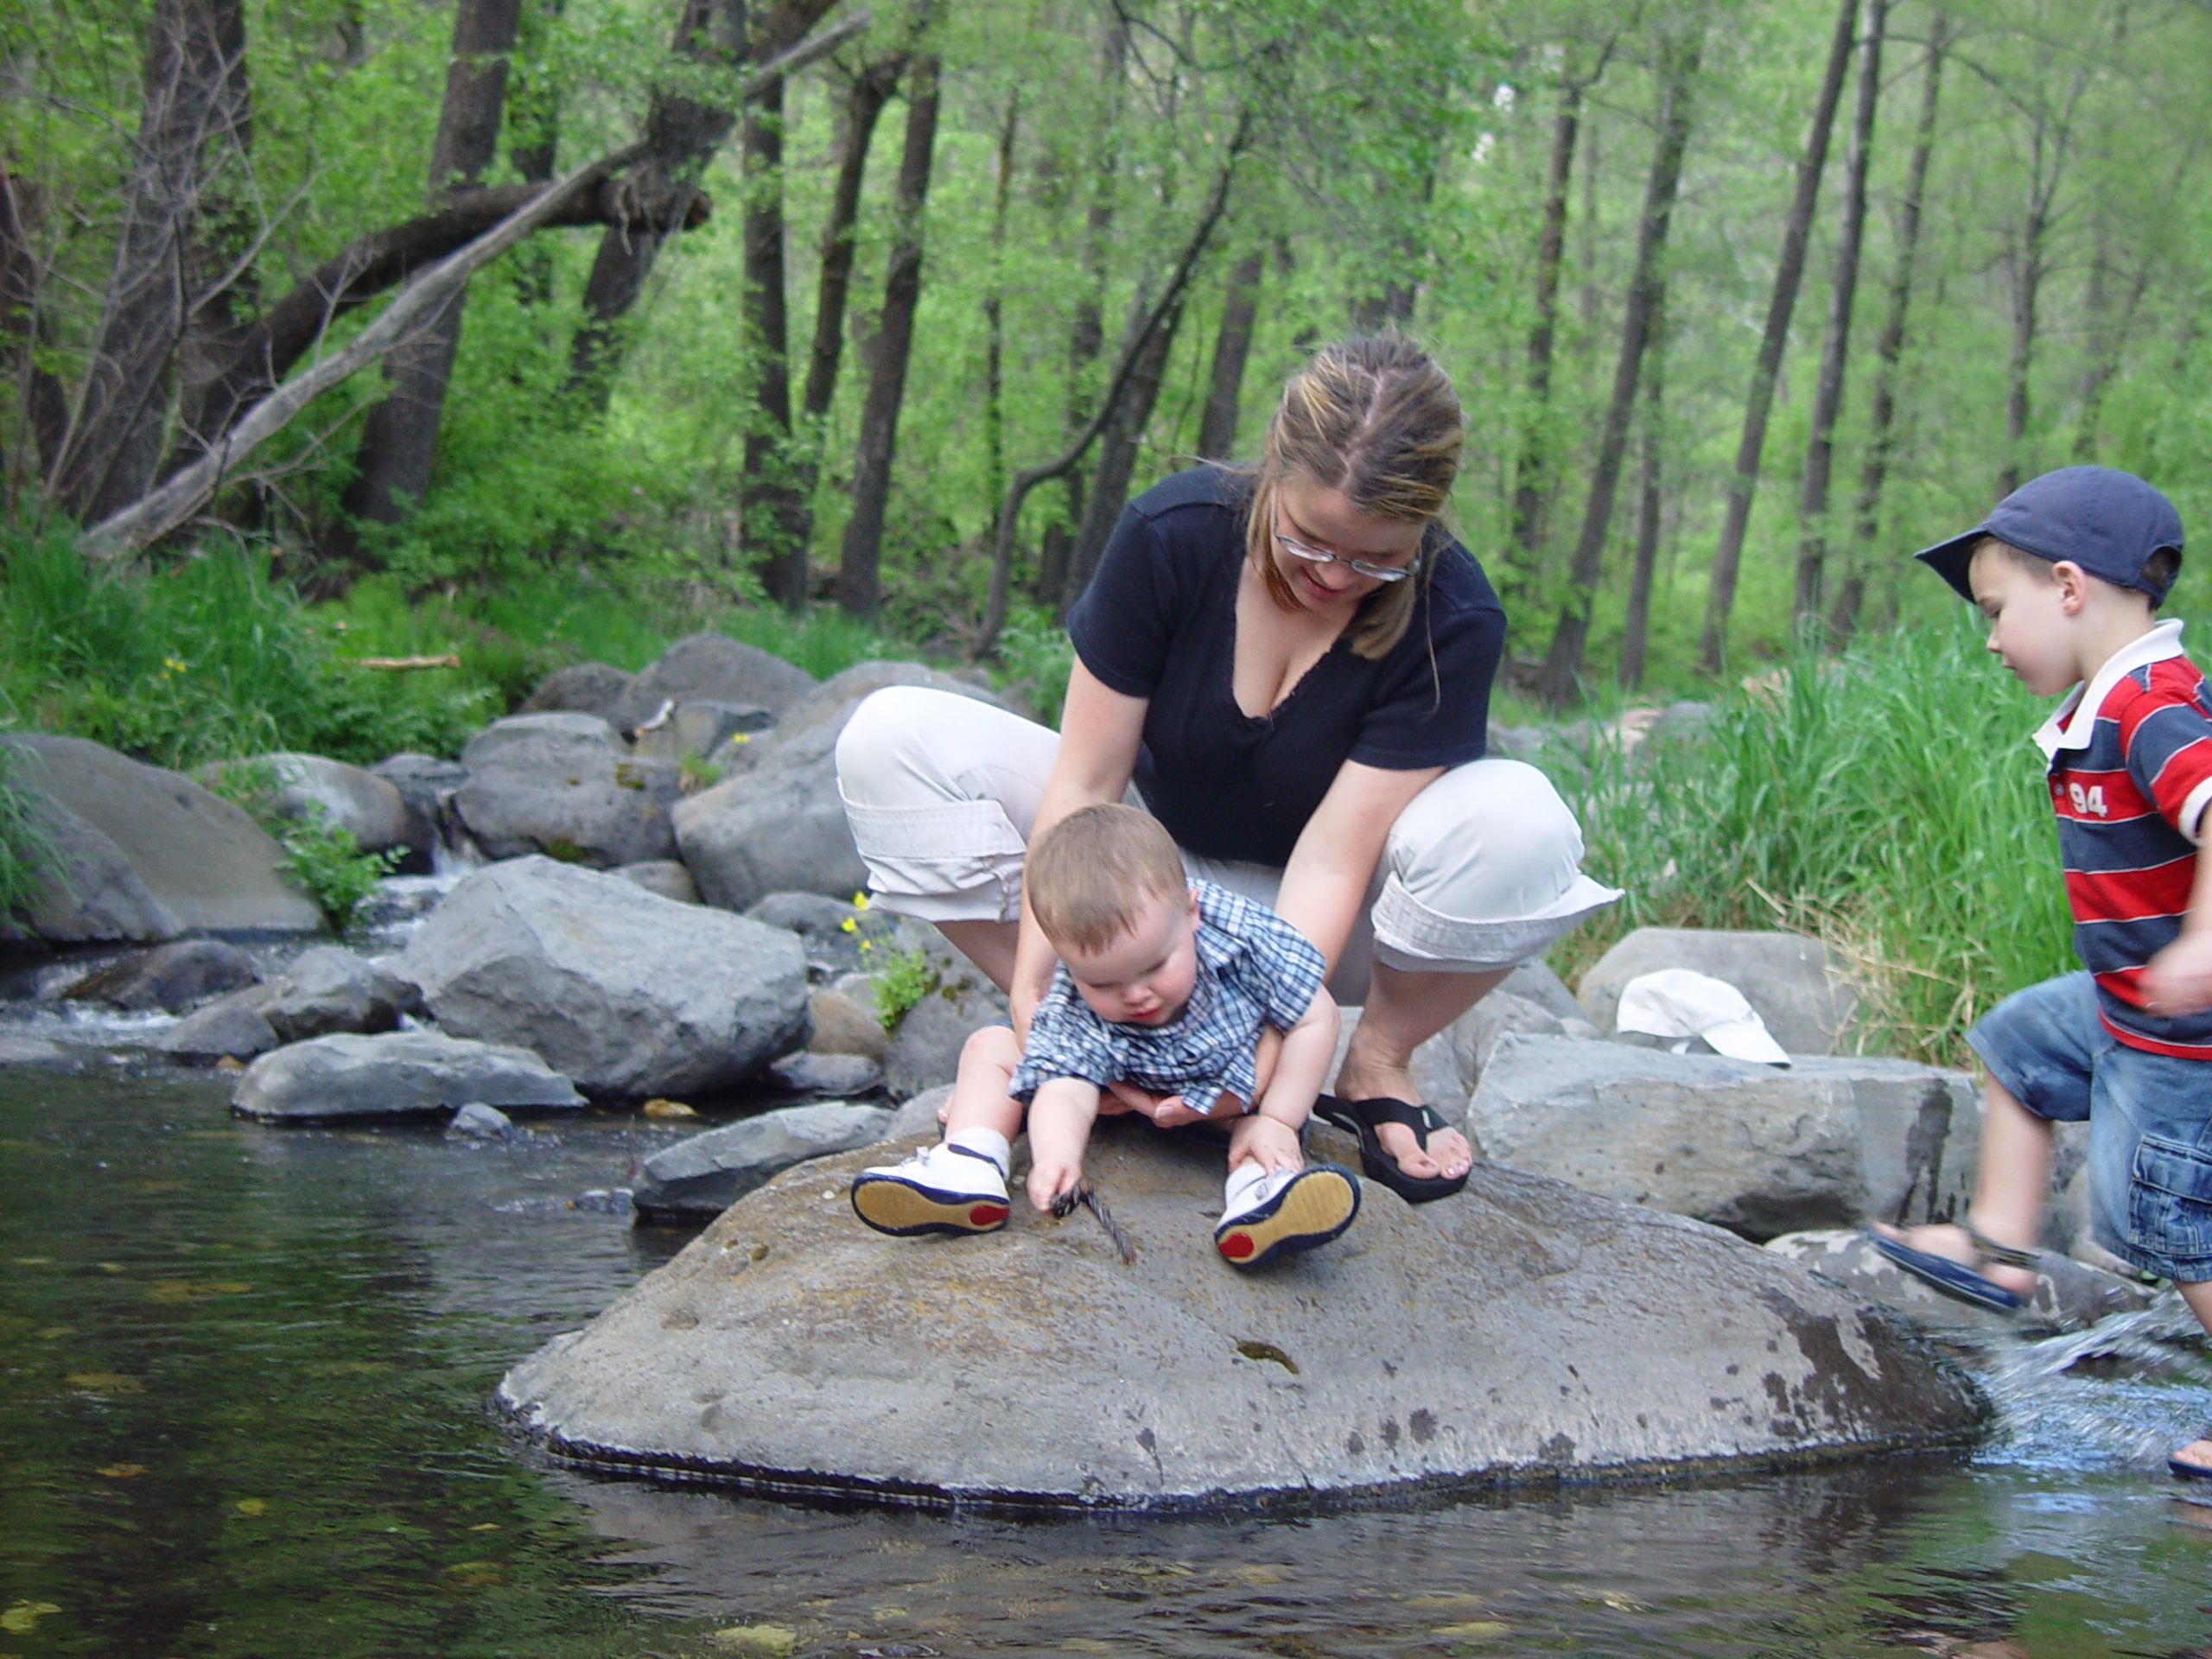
1218, 1231, 1254, 1259
969, 1204, 1008, 1225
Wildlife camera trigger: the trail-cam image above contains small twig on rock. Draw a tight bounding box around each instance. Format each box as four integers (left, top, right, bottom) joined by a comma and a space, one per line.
1052, 1179, 1136, 1264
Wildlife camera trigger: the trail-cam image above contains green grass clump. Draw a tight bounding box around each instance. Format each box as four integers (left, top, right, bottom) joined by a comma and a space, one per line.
0, 524, 490, 768
1546, 614, 2078, 1067
0, 741, 55, 918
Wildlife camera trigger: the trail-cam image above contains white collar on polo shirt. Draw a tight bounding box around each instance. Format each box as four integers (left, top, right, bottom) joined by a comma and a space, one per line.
2033, 617, 2188, 761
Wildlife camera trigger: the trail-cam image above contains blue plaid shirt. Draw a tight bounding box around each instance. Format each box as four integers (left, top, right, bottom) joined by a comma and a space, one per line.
1009, 880, 1327, 1115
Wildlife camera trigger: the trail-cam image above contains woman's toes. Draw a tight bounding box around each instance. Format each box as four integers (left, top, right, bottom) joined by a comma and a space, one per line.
1373, 1122, 1441, 1179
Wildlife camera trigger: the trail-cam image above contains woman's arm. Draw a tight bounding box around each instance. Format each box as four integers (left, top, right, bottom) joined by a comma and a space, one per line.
1271, 758, 1445, 970
1010, 659, 1148, 1036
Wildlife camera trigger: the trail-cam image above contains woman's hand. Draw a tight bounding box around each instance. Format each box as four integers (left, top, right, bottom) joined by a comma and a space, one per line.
1099, 1080, 1243, 1127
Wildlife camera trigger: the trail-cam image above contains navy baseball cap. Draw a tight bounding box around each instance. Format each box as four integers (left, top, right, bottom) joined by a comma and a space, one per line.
1913, 466, 2183, 603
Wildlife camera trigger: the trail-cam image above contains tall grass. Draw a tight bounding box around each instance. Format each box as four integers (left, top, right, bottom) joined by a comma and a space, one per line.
0, 525, 491, 768
1545, 615, 2079, 1067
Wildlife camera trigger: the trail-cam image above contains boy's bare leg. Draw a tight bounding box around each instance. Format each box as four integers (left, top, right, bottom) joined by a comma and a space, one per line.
1873, 1075, 2050, 1299
2175, 1279, 2212, 1471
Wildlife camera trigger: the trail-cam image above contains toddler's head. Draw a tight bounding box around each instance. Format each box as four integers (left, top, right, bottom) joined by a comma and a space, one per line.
1027, 804, 1199, 1027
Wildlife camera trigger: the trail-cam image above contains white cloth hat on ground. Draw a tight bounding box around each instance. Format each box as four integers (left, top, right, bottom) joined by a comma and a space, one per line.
1614, 968, 1791, 1066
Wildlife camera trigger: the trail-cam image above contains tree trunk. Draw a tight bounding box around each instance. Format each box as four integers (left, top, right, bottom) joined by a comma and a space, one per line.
784, 54, 901, 553
567, 0, 845, 407
51, 0, 250, 524
1792, 0, 1885, 627
1507, 67, 1587, 601
1833, 13, 1947, 645
976, 112, 1253, 657
1696, 0, 1857, 677
1536, 28, 1700, 709
507, 0, 568, 307
740, 73, 809, 607
981, 92, 1020, 524
334, 0, 519, 566
1620, 292, 1668, 693
837, 54, 941, 621
1, 170, 68, 493
1197, 247, 1263, 460
1034, 11, 1128, 607
1064, 293, 1183, 609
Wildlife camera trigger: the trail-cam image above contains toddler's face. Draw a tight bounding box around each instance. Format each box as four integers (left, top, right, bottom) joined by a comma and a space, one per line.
1969, 543, 2079, 696
1058, 886, 1201, 1028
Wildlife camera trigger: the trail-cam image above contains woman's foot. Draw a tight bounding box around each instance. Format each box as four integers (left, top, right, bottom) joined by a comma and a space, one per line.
1331, 1052, 1472, 1182
1870, 1221, 2039, 1301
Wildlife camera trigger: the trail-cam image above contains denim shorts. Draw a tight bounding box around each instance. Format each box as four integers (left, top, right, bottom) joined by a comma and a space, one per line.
1969, 971, 2212, 1284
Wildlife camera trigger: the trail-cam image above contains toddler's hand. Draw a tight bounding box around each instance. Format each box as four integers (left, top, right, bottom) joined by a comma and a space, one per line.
2143, 931, 2212, 1018
1228, 1113, 1304, 1174
1027, 1155, 1083, 1215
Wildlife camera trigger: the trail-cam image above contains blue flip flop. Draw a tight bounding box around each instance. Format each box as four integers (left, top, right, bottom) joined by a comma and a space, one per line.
1868, 1231, 2024, 1312
2170, 1452, 2212, 1481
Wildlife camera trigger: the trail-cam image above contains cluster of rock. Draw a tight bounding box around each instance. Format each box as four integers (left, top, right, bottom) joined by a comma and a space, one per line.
0, 637, 1011, 1155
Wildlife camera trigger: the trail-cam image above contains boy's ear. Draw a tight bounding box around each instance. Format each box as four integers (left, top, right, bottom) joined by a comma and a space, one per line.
1186, 885, 1202, 925
2051, 559, 2090, 613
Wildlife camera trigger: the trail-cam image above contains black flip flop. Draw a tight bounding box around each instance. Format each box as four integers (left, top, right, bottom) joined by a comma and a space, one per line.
1313, 1095, 1468, 1204
2170, 1449, 2212, 1482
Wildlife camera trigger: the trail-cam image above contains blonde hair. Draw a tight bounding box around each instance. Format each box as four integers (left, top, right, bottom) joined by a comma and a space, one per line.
1235, 334, 1464, 659
1026, 804, 1187, 953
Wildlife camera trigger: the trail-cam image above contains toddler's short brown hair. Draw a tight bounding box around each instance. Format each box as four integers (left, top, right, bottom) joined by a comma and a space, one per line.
1026, 804, 1187, 953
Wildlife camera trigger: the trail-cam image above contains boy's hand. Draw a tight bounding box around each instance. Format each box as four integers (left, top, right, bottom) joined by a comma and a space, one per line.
1227, 1113, 1303, 1174
1027, 1154, 1083, 1215
2143, 930, 2212, 1018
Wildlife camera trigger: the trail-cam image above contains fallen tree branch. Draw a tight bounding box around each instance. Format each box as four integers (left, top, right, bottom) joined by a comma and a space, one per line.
976, 110, 1253, 658
349, 653, 462, 671
168, 9, 874, 467
84, 140, 650, 563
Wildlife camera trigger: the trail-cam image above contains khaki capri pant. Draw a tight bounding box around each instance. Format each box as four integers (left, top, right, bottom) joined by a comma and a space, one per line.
834, 687, 1619, 1003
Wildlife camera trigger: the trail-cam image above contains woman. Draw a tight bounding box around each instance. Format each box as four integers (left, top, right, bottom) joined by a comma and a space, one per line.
836, 334, 1616, 1200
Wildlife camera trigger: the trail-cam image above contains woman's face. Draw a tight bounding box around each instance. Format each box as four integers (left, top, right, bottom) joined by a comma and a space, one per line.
1270, 479, 1427, 616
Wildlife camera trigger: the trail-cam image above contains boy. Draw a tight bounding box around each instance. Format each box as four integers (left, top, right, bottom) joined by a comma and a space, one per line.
850, 803, 1360, 1268
1878, 466, 2212, 1483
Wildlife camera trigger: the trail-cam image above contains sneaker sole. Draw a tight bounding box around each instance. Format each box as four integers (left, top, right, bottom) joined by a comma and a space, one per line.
852, 1173, 1009, 1237
1216, 1166, 1358, 1268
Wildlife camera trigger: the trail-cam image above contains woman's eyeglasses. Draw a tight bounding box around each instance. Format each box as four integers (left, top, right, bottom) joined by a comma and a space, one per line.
1274, 531, 1415, 583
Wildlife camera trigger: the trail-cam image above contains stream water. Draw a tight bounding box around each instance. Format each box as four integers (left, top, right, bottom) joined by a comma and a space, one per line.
3, 1024, 2210, 1656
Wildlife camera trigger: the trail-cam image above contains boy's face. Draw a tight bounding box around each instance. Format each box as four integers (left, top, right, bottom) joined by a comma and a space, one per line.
1058, 885, 1201, 1027
1968, 543, 2082, 696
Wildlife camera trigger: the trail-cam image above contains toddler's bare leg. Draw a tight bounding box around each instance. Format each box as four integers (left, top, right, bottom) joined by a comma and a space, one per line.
941, 1026, 1026, 1141
1874, 1075, 2049, 1299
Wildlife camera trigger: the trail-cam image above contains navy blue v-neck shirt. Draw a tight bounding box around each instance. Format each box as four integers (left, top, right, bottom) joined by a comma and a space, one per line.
1065, 467, 1505, 868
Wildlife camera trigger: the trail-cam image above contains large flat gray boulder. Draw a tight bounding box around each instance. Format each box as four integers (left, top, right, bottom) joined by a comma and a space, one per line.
231, 1029, 585, 1120
1, 734, 322, 943
631, 1103, 896, 1219
608, 633, 817, 735
397, 857, 808, 1098
452, 714, 681, 868
1463, 1034, 1976, 1241
674, 663, 1012, 912
1578, 928, 1855, 1056
497, 1118, 1984, 1510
